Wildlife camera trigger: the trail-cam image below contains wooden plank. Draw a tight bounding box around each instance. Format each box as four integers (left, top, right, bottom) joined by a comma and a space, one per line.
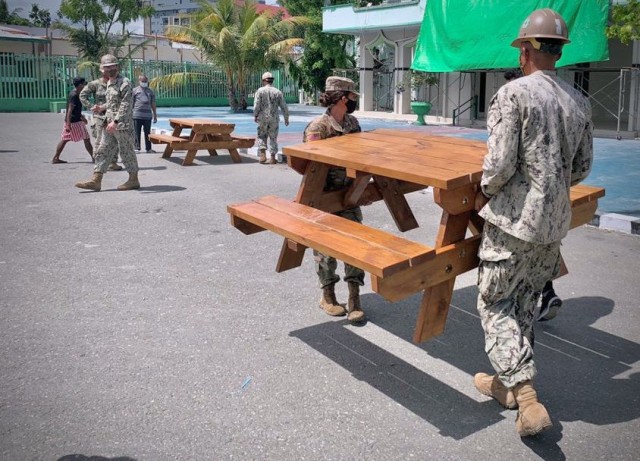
257, 196, 433, 265
413, 211, 471, 343
315, 182, 425, 214
433, 185, 476, 214
149, 134, 185, 144
371, 235, 481, 302
350, 131, 486, 167
368, 128, 489, 150
276, 239, 306, 272
153, 139, 256, 150
299, 141, 483, 185
295, 162, 330, 207
343, 174, 372, 208
284, 143, 473, 189
229, 197, 433, 277
229, 214, 265, 235
570, 185, 605, 206
570, 199, 598, 229
373, 175, 419, 232
183, 132, 205, 166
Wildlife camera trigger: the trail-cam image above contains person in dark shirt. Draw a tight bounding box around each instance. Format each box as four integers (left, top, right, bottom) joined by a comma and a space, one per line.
52, 77, 94, 164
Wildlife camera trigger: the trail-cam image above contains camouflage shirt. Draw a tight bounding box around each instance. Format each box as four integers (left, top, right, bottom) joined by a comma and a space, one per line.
104, 75, 134, 130
303, 109, 362, 191
79, 78, 108, 119
480, 70, 593, 244
254, 85, 289, 124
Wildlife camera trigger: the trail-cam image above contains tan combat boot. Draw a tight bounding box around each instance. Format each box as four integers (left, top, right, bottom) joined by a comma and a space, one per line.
513, 381, 552, 436
474, 373, 517, 409
75, 172, 103, 192
108, 162, 123, 171
267, 153, 277, 164
117, 172, 140, 191
319, 284, 345, 316
346, 282, 366, 323
258, 149, 267, 164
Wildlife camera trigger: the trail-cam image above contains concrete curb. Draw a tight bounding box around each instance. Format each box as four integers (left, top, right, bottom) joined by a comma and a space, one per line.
594, 211, 640, 235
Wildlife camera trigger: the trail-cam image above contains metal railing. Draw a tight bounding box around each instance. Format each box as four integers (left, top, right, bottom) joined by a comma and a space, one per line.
452, 95, 478, 126
0, 53, 300, 111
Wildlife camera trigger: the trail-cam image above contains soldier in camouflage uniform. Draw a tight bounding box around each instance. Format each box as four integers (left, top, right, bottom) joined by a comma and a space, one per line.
253, 72, 289, 164
303, 76, 366, 324
75, 54, 140, 192
80, 70, 123, 171
473, 9, 593, 436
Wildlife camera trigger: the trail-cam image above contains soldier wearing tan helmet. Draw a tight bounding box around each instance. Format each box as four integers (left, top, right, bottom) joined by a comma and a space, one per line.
75, 54, 140, 192
473, 9, 593, 437
253, 71, 289, 164
302, 76, 366, 324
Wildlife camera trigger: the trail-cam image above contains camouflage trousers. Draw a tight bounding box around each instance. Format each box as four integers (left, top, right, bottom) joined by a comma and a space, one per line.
94, 128, 138, 174
92, 117, 120, 163
314, 207, 365, 288
477, 222, 561, 389
256, 118, 280, 155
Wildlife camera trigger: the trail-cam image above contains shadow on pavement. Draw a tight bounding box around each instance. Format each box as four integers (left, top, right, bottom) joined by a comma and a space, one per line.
58, 455, 137, 461
137, 185, 186, 193
290, 286, 638, 445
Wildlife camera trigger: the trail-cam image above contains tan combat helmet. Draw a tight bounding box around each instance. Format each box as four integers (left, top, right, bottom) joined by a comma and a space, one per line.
262, 71, 273, 81
511, 8, 570, 50
100, 54, 118, 70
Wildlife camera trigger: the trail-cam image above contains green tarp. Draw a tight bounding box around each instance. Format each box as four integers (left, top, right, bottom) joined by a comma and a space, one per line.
412, 0, 610, 72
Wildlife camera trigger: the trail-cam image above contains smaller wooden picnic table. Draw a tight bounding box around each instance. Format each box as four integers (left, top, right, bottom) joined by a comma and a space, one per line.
149, 118, 255, 166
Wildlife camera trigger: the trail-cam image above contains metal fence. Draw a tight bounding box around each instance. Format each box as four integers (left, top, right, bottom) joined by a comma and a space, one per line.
0, 53, 300, 112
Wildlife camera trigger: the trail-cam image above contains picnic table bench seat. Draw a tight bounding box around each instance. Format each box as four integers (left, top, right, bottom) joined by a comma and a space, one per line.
228, 195, 434, 279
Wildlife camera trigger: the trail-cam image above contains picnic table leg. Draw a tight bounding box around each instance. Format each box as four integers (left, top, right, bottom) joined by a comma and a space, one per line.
162, 125, 182, 159
373, 175, 419, 232
205, 134, 219, 157
413, 211, 471, 343
182, 133, 204, 166
228, 148, 242, 163
275, 161, 330, 272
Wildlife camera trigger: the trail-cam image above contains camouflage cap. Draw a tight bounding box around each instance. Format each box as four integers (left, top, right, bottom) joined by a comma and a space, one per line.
262, 71, 273, 80
325, 76, 359, 95
100, 54, 118, 69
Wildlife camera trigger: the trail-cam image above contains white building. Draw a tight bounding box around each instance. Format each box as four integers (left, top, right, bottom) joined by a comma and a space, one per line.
323, 0, 640, 138
144, 0, 288, 36
144, 0, 202, 36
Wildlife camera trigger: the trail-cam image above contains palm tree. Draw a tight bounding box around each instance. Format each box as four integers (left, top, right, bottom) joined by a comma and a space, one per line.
163, 0, 310, 111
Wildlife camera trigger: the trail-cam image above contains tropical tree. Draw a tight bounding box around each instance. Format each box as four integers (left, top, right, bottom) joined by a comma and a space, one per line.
0, 0, 30, 25
29, 4, 52, 28
606, 0, 640, 44
164, 0, 310, 111
54, 0, 153, 78
280, 0, 356, 95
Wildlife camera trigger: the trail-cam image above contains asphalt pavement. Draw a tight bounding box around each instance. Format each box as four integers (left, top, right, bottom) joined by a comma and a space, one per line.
0, 111, 639, 460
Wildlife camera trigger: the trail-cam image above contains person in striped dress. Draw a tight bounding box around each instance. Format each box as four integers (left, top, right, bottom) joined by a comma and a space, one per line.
52, 77, 94, 164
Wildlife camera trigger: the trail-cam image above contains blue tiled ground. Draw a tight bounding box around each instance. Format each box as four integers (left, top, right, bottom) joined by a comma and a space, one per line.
153, 105, 640, 217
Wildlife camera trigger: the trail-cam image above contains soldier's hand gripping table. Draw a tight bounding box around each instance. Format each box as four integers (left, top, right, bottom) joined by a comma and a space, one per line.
227, 128, 604, 343
149, 118, 255, 166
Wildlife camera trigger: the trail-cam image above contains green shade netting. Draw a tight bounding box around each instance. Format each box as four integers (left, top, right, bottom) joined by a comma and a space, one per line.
412, 0, 610, 72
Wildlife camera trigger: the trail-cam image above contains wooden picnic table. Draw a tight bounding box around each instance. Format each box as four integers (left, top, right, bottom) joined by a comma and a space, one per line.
228, 128, 605, 343
149, 118, 255, 166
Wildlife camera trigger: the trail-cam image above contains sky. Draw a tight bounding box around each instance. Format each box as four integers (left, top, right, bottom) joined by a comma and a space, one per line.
8, 0, 279, 35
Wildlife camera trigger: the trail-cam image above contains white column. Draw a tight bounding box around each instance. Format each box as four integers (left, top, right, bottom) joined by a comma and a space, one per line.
360, 38, 374, 111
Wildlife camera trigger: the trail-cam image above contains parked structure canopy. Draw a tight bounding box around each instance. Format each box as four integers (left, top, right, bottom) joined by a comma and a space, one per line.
412, 0, 610, 72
